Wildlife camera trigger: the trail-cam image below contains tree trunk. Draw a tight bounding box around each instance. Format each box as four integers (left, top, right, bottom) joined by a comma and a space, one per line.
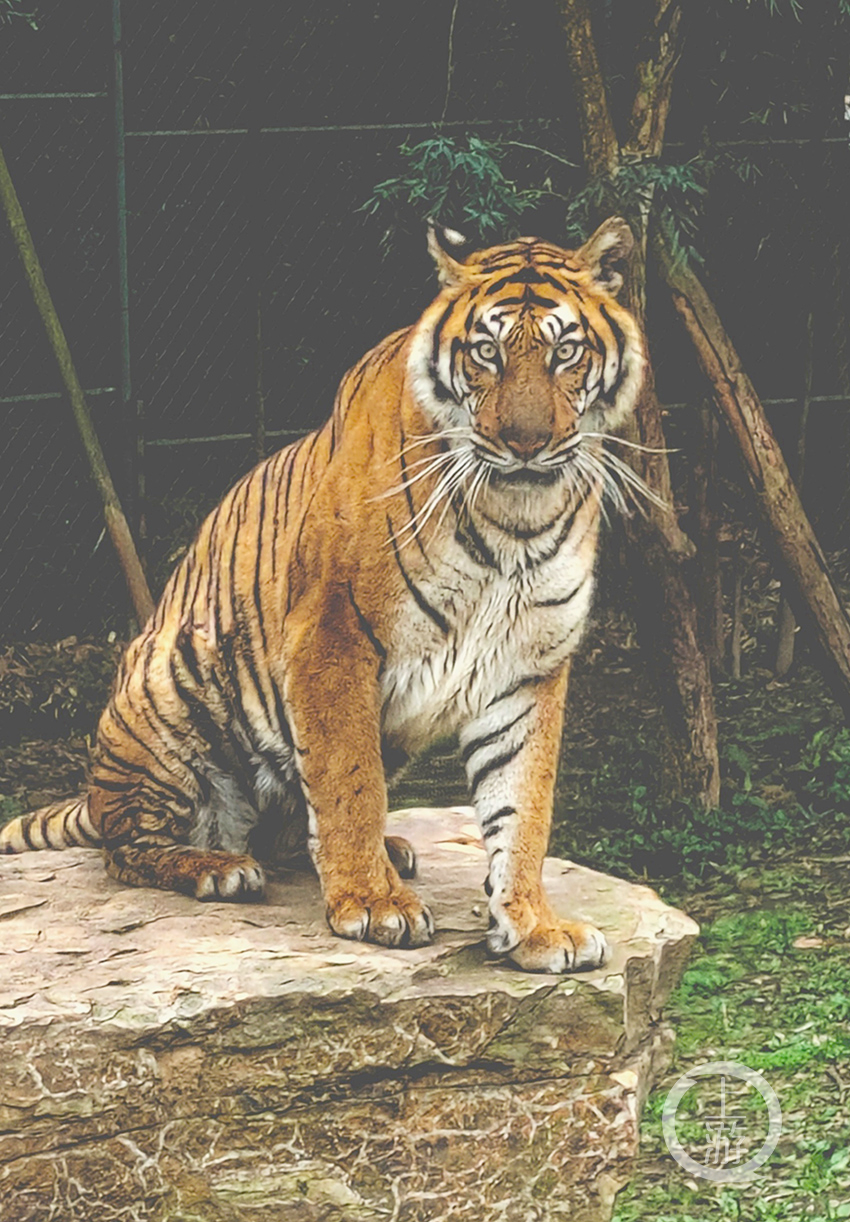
557, 0, 720, 809
655, 236, 850, 716
556, 0, 620, 177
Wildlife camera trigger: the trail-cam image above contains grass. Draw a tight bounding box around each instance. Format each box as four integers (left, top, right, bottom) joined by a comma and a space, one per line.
612, 880, 850, 1221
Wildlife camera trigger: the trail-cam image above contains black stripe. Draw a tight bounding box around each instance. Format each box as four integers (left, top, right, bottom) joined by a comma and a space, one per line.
59, 805, 75, 846
21, 817, 36, 849
461, 706, 532, 765
44, 813, 64, 849
481, 801, 515, 830
176, 626, 204, 686
470, 741, 525, 793
231, 595, 277, 733
282, 446, 298, 525
138, 641, 195, 745
75, 807, 101, 845
599, 304, 626, 368
431, 300, 455, 370
378, 328, 411, 367
484, 267, 548, 294
481, 294, 525, 307
170, 665, 258, 801
481, 805, 516, 831
524, 292, 560, 309
173, 557, 192, 622
103, 707, 194, 809
534, 578, 587, 609
285, 495, 313, 616
254, 467, 271, 653
541, 272, 572, 294
169, 664, 237, 769
95, 774, 143, 794
426, 361, 457, 404
486, 674, 544, 709
455, 511, 499, 570
480, 504, 567, 541
347, 582, 387, 664
269, 676, 293, 750
480, 250, 526, 269
345, 353, 373, 407
483, 821, 508, 840
388, 518, 450, 635
530, 486, 597, 567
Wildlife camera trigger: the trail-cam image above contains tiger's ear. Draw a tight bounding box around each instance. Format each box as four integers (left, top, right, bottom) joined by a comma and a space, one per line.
578, 216, 634, 297
427, 221, 469, 288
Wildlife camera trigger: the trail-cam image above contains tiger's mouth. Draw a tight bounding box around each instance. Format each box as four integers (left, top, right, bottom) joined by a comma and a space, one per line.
471, 431, 583, 486
487, 464, 568, 487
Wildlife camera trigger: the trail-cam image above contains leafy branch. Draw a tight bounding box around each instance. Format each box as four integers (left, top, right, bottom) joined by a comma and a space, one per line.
365, 133, 759, 272
361, 135, 542, 245
0, 0, 38, 29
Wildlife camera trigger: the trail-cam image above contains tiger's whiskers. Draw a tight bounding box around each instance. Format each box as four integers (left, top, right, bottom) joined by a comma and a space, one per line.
582, 430, 676, 456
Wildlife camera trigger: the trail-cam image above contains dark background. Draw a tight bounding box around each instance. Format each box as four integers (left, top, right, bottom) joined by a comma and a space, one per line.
1, 0, 847, 639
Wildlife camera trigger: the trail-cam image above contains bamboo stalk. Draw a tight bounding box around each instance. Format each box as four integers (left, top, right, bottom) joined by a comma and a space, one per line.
694, 400, 724, 669
0, 143, 154, 626
730, 552, 743, 681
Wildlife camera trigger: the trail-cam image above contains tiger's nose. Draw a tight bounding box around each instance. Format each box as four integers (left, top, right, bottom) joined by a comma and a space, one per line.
499, 425, 552, 461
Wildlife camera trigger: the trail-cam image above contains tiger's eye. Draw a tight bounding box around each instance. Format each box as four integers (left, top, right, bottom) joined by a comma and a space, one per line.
472, 340, 498, 363
555, 341, 580, 365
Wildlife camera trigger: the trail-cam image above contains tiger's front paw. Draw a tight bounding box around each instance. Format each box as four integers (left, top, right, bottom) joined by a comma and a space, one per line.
507, 918, 607, 973
488, 902, 608, 973
326, 883, 435, 949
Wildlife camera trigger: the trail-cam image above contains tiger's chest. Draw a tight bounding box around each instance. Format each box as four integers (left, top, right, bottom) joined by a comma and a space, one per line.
379, 526, 595, 753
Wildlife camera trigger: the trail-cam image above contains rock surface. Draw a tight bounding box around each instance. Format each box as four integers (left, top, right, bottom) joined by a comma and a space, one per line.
0, 806, 698, 1222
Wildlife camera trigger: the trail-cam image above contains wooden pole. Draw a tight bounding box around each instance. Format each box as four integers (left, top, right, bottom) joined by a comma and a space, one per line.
0, 143, 155, 626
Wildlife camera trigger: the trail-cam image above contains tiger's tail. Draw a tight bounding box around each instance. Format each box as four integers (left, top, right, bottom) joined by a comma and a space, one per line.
0, 796, 101, 853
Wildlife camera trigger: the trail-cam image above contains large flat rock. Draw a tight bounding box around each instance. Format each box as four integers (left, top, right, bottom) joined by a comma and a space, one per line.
0, 806, 698, 1222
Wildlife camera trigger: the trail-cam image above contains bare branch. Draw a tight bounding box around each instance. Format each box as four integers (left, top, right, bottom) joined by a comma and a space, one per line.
440, 0, 460, 127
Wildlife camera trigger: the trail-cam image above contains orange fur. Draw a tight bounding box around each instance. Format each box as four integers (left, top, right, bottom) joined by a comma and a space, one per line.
0, 219, 645, 972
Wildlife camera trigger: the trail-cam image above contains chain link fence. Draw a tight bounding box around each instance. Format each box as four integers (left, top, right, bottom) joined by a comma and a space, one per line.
1, 0, 848, 641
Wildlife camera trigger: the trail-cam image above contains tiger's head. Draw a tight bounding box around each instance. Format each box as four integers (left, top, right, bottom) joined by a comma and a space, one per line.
408, 217, 645, 489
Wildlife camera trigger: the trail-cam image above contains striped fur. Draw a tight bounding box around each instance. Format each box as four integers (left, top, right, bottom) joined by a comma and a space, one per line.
0, 218, 645, 972
1, 797, 99, 852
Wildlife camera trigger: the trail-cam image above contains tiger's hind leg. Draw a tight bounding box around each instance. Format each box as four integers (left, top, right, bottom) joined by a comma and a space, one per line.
105, 843, 266, 901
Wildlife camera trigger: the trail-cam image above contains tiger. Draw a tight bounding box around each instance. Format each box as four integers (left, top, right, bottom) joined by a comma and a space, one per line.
0, 217, 644, 973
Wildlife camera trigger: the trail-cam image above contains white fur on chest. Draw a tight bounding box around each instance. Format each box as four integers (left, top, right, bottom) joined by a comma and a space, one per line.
380, 533, 595, 753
